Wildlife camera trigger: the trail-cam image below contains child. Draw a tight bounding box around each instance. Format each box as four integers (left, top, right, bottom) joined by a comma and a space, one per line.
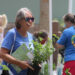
33, 30, 48, 44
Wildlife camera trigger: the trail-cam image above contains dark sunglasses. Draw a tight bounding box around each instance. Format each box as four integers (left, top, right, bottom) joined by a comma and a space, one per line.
25, 17, 34, 22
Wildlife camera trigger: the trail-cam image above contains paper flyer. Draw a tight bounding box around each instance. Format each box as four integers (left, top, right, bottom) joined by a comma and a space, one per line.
11, 43, 33, 73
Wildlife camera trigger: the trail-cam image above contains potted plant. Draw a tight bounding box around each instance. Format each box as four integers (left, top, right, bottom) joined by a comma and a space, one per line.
27, 38, 54, 75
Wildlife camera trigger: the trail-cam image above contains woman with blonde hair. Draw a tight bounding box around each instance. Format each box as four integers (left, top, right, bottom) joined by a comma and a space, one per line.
0, 14, 7, 28
0, 14, 7, 46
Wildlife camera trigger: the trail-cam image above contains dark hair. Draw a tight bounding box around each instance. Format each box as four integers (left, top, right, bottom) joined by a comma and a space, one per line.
33, 31, 48, 43
33, 31, 48, 39
63, 13, 75, 24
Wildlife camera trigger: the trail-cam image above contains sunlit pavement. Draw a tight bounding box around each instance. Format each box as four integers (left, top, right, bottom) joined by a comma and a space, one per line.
53, 70, 57, 75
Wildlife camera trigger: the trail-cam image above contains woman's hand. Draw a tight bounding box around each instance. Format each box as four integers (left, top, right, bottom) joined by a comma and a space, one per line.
18, 61, 34, 70
0, 48, 34, 70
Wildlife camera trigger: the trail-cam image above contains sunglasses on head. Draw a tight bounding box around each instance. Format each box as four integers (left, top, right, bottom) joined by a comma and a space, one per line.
25, 17, 34, 22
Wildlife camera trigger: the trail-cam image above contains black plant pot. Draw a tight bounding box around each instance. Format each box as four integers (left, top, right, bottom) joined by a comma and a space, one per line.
27, 64, 41, 75
1, 70, 10, 75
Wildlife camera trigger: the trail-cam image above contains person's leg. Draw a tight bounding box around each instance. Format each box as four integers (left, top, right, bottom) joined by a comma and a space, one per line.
62, 61, 75, 75
62, 64, 66, 75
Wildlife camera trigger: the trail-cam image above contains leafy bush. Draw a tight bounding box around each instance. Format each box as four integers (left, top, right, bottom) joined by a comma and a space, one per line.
52, 34, 59, 43
30, 38, 54, 65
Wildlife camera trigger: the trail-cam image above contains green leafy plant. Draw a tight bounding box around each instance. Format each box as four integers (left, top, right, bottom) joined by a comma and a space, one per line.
39, 62, 56, 75
65, 68, 71, 75
30, 38, 54, 65
52, 34, 59, 43
53, 63, 56, 70
0, 64, 9, 71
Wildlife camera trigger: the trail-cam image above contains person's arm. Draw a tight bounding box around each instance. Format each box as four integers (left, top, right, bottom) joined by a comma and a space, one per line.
0, 48, 34, 70
56, 30, 67, 49
56, 43, 64, 49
